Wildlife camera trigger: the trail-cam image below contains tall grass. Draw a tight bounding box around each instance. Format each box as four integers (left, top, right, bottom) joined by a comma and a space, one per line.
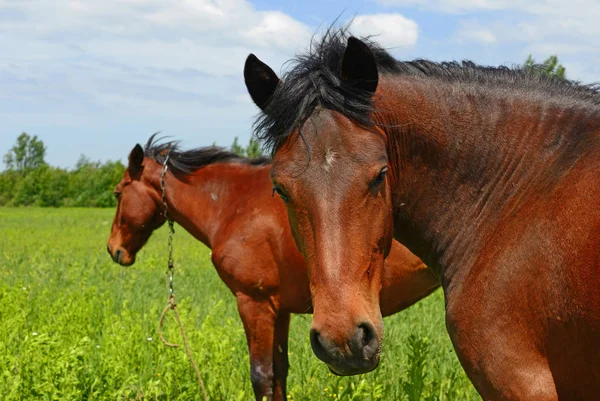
0, 208, 479, 400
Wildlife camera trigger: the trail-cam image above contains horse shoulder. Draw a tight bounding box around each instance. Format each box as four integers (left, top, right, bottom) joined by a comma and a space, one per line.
211, 224, 280, 296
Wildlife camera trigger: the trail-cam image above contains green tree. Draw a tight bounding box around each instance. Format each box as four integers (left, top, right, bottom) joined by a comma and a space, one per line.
0, 153, 125, 207
3, 133, 47, 174
230, 137, 245, 156
67, 158, 125, 207
0, 170, 18, 205
230, 136, 264, 158
523, 54, 566, 79
75, 154, 92, 170
245, 137, 263, 158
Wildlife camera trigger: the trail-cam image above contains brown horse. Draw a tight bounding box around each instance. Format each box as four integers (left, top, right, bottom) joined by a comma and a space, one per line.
106, 136, 439, 401
244, 27, 600, 400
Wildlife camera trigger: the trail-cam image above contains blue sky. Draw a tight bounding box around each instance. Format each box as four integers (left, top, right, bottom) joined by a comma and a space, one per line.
2, 0, 600, 169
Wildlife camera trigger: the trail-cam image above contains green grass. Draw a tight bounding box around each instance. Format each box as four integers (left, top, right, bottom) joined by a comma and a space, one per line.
0, 208, 480, 400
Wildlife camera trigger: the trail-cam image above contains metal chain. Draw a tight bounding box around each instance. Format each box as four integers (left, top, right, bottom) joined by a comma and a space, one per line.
161, 153, 176, 298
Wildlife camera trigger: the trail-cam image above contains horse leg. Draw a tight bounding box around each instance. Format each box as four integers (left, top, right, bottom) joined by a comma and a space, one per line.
236, 292, 277, 401
447, 306, 558, 400
272, 312, 290, 401
473, 357, 558, 401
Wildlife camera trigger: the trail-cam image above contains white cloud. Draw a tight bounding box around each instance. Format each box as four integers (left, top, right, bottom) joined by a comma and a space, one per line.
375, 0, 600, 37
0, 0, 318, 166
0, 1, 424, 167
454, 20, 497, 44
376, 0, 600, 83
375, 0, 528, 14
0, 2, 421, 119
457, 28, 496, 44
351, 14, 419, 50
0, 0, 313, 74
374, 0, 600, 38
244, 11, 312, 50
0, 0, 314, 122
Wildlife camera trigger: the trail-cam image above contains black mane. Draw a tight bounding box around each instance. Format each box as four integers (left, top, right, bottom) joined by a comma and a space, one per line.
144, 134, 271, 173
254, 25, 600, 152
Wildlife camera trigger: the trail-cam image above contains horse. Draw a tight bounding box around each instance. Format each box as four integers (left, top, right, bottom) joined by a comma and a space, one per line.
244, 27, 600, 400
106, 135, 440, 401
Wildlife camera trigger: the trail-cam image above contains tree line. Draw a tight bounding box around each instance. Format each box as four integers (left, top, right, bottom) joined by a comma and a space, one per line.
0, 133, 264, 207
0, 55, 565, 207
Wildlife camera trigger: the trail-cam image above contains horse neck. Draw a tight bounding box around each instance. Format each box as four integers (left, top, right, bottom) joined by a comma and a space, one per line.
377, 74, 598, 284
147, 160, 268, 249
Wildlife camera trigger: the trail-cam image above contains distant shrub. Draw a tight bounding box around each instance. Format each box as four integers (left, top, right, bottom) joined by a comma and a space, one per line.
0, 157, 125, 208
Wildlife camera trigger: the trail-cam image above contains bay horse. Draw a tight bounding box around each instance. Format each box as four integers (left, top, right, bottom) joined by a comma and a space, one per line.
106, 135, 440, 401
244, 27, 600, 400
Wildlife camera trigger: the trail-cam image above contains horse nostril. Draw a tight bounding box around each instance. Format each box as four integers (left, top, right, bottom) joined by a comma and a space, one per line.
310, 328, 330, 363
114, 249, 122, 263
358, 323, 374, 348
355, 322, 379, 360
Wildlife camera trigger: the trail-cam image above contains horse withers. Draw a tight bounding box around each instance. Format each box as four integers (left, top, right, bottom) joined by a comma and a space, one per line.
245, 27, 600, 400
106, 136, 439, 401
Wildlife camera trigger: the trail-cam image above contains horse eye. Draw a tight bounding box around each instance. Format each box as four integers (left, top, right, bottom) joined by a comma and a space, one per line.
372, 166, 388, 186
114, 192, 121, 199
272, 186, 289, 202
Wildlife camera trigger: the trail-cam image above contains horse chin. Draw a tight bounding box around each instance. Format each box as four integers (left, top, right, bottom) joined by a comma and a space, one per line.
327, 356, 381, 376
118, 254, 136, 267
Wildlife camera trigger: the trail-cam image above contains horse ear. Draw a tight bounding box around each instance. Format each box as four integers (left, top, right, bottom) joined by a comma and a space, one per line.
341, 37, 378, 94
244, 54, 280, 111
128, 144, 144, 171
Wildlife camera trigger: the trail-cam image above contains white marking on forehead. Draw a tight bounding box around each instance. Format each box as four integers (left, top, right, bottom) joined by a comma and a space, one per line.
211, 193, 218, 201
324, 148, 337, 172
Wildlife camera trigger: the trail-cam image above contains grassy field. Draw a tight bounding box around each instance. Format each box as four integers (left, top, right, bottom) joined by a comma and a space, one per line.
0, 208, 480, 400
